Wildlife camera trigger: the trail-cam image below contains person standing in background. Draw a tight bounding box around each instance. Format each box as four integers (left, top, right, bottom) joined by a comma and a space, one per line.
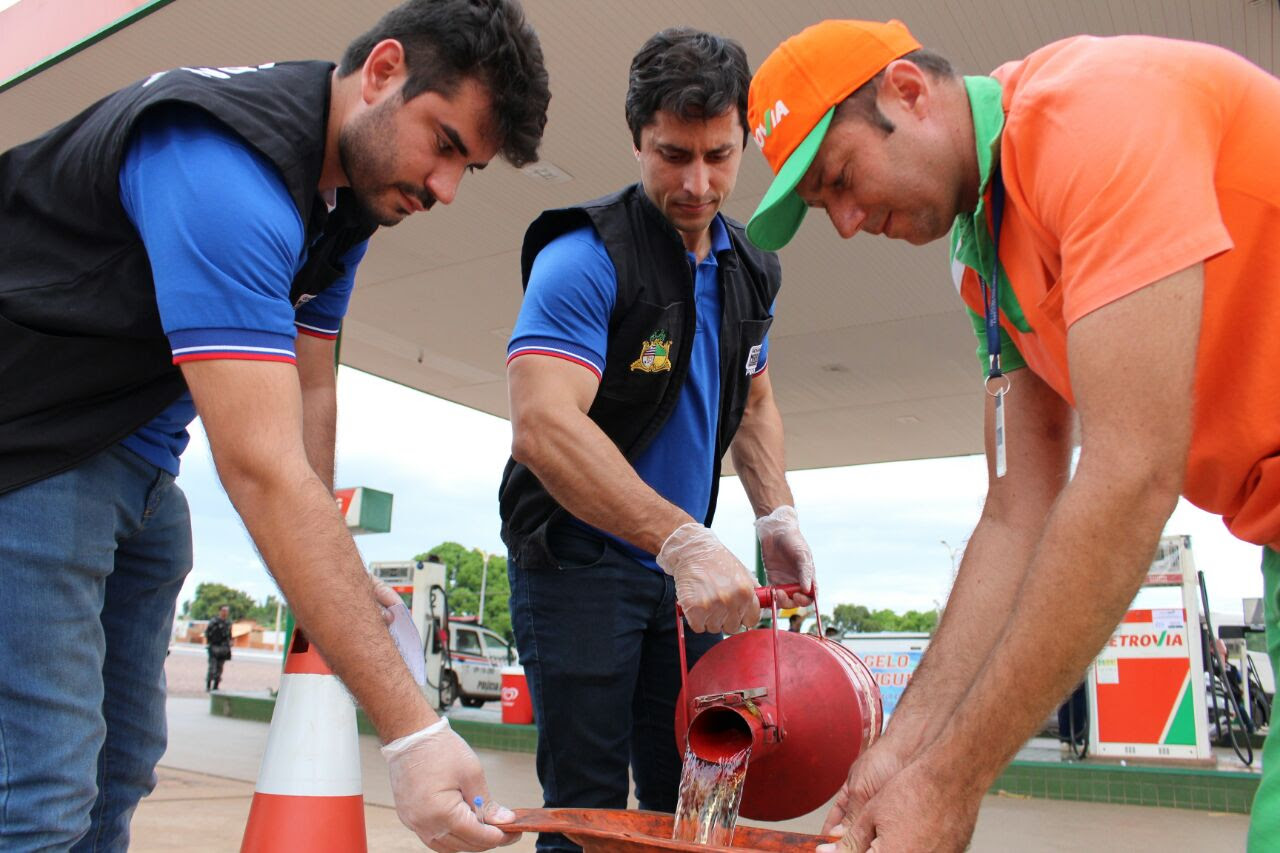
204, 605, 233, 692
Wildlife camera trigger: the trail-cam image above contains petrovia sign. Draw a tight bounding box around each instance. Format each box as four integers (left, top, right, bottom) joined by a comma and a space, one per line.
334, 487, 393, 535
1086, 536, 1212, 762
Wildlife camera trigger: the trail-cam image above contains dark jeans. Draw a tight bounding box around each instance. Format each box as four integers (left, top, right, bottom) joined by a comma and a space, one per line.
508, 524, 721, 853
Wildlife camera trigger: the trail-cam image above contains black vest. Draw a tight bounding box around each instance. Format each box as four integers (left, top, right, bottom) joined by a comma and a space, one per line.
498, 185, 782, 570
0, 61, 375, 494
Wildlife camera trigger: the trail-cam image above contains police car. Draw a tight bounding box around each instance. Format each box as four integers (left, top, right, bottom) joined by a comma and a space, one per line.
442, 620, 515, 708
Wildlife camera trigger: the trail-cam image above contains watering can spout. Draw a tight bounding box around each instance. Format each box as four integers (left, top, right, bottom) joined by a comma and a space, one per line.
686, 685, 786, 763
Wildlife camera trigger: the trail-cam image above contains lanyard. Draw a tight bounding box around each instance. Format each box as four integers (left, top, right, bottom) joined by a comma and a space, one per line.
979, 165, 1005, 382
978, 165, 1010, 478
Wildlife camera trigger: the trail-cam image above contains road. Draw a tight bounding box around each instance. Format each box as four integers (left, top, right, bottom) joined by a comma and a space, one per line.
165, 642, 282, 697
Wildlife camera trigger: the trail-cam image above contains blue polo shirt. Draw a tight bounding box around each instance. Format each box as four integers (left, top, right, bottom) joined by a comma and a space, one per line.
508, 215, 769, 570
117, 105, 366, 474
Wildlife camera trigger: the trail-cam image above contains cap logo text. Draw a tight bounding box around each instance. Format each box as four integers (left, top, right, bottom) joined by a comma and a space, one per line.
753, 100, 790, 149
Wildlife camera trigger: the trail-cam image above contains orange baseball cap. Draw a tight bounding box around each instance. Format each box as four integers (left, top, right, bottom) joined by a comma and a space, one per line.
746, 20, 921, 250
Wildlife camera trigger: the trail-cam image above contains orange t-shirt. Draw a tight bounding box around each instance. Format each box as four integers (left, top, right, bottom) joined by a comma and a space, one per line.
956, 35, 1280, 546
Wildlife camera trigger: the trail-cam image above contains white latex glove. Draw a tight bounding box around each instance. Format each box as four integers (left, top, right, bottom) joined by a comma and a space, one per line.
656, 523, 761, 633
382, 718, 520, 852
754, 505, 815, 609
371, 575, 401, 626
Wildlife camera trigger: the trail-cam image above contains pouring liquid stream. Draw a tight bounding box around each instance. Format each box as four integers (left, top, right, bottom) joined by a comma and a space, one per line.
671, 744, 751, 845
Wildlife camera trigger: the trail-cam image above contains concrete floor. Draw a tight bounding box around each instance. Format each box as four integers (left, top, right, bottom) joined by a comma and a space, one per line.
133, 697, 1251, 851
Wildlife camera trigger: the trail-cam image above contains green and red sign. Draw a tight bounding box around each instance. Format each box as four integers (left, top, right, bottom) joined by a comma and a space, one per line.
334, 487, 393, 535
1093, 610, 1199, 750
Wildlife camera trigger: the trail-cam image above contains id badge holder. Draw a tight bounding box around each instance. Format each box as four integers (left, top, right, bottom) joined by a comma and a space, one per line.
986, 373, 1011, 478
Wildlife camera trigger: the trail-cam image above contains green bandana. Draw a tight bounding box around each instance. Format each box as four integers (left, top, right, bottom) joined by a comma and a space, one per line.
949, 76, 1030, 371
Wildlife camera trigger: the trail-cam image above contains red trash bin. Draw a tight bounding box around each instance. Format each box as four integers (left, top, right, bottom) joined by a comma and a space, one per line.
501, 666, 534, 725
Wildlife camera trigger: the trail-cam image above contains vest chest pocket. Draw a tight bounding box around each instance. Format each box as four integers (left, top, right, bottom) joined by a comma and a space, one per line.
597, 299, 686, 402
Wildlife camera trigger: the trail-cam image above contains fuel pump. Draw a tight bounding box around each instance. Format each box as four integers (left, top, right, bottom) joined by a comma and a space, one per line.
370, 559, 453, 712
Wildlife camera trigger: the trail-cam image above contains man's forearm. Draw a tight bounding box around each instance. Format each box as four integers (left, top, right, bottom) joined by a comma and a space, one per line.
890, 372, 1072, 747
928, 263, 1203, 786
926, 465, 1178, 787
514, 406, 692, 555
297, 336, 338, 491
729, 376, 794, 516
222, 462, 434, 741
301, 382, 337, 490
887, 509, 1043, 748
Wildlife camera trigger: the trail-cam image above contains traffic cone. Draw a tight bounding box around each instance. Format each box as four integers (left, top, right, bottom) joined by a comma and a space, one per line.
240, 629, 367, 852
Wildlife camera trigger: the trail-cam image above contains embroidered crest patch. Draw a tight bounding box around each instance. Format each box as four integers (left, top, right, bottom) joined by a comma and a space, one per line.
630, 330, 673, 373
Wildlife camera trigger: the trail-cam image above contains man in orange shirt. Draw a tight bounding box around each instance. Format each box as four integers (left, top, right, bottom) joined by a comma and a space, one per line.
746, 19, 1280, 853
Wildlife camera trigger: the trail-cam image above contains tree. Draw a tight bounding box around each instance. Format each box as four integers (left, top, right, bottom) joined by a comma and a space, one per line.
871, 609, 899, 631
183, 583, 257, 621
832, 603, 870, 633
898, 609, 938, 633
828, 602, 938, 635
246, 594, 282, 628
180, 585, 281, 626
414, 542, 512, 640
831, 603, 889, 632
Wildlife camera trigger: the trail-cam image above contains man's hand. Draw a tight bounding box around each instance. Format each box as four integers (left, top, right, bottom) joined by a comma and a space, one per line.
819, 755, 983, 853
656, 523, 761, 633
820, 730, 918, 835
382, 719, 520, 852
754, 505, 815, 607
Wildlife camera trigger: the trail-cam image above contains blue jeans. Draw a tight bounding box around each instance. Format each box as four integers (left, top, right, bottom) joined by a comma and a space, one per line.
0, 445, 192, 852
508, 524, 720, 853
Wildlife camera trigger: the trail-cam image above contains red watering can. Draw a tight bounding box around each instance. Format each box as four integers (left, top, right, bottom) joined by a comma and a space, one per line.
675, 584, 882, 821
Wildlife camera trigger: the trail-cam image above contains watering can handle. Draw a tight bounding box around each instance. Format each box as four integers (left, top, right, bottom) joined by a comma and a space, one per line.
676, 583, 820, 744
757, 583, 824, 635
756, 583, 808, 606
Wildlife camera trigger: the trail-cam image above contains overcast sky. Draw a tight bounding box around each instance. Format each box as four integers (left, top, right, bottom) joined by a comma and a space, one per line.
175, 366, 1266, 623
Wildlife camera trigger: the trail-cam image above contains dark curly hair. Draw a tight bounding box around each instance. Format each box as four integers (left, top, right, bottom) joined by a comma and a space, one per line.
339, 0, 551, 167
625, 28, 751, 149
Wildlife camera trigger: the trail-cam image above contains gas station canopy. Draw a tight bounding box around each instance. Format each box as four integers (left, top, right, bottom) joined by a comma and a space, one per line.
4, 0, 1276, 471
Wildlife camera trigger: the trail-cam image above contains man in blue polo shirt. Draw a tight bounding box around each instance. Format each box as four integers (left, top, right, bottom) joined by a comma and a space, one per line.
499, 28, 815, 851
0, 1, 549, 848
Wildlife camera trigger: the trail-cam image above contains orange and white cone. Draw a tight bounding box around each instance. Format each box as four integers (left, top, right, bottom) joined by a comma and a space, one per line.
240, 630, 367, 852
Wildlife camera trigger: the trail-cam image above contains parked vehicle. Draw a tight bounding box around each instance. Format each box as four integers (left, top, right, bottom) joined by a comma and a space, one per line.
444, 619, 515, 708
369, 560, 517, 712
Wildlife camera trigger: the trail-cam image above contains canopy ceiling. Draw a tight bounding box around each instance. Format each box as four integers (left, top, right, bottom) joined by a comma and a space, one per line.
3, 0, 1275, 470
